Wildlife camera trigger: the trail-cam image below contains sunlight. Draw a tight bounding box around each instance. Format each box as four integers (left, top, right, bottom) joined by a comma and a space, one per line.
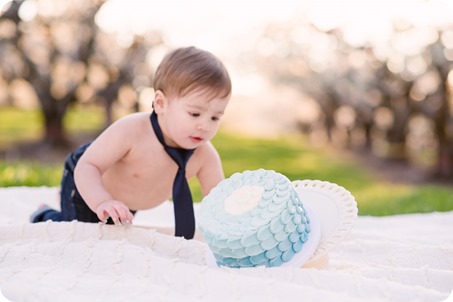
94, 0, 453, 63
95, 0, 453, 112
0, 0, 11, 13
95, 0, 306, 53
17, 0, 37, 21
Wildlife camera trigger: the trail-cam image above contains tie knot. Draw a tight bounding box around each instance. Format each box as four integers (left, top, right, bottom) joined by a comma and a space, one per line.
166, 146, 193, 169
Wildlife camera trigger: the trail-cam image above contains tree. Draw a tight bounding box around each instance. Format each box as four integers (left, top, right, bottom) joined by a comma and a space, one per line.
0, 0, 156, 147
421, 39, 453, 177
253, 19, 453, 179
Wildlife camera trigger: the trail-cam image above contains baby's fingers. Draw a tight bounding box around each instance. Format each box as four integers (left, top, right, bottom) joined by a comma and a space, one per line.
97, 209, 109, 223
96, 201, 132, 225
106, 205, 132, 225
103, 207, 120, 225
122, 211, 134, 225
118, 208, 134, 225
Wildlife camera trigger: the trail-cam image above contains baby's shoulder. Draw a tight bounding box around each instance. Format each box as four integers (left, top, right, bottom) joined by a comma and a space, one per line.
110, 112, 151, 133
104, 112, 152, 143
115, 112, 150, 125
193, 141, 221, 162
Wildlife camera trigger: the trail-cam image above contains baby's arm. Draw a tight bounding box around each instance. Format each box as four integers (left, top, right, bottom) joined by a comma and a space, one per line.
74, 117, 136, 224
75, 159, 133, 224
196, 142, 225, 197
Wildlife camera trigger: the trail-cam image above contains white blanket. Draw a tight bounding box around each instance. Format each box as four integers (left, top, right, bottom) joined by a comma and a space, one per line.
0, 187, 452, 302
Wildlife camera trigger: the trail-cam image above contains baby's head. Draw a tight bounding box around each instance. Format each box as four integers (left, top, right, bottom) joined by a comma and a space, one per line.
153, 46, 232, 101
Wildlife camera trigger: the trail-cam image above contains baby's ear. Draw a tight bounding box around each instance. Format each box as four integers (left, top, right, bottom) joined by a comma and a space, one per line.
153, 90, 167, 114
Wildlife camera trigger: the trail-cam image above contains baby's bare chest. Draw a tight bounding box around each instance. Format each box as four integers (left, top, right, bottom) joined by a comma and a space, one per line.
108, 149, 176, 186
122, 146, 199, 177
102, 145, 200, 209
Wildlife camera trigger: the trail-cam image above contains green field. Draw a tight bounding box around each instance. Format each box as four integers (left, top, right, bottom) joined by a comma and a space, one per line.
1, 106, 453, 216
0, 105, 105, 148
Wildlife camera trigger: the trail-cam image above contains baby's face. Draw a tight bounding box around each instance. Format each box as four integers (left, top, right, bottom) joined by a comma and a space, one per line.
160, 89, 230, 149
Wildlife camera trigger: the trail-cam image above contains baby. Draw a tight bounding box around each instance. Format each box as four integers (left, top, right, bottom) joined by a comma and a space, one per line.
31, 46, 232, 239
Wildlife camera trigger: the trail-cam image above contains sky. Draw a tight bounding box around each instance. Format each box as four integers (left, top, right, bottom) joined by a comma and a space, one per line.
95, 0, 453, 52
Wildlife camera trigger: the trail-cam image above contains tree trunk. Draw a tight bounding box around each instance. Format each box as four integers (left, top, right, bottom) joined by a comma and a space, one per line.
385, 92, 413, 161
41, 104, 69, 147
433, 82, 453, 178
437, 144, 453, 178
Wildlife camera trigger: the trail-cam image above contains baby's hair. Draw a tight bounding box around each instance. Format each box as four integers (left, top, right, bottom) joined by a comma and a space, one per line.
153, 46, 231, 99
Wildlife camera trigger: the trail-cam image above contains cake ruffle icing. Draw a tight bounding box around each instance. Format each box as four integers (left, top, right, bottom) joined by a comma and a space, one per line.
198, 169, 311, 268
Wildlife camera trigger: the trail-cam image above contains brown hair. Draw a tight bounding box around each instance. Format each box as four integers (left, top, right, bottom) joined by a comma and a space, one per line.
153, 46, 232, 99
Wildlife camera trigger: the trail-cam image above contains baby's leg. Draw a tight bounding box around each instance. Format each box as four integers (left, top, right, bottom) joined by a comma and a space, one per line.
30, 157, 76, 222
30, 145, 86, 223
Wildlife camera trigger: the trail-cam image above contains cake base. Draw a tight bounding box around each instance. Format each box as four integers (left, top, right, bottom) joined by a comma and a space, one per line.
205, 206, 321, 268
292, 180, 358, 263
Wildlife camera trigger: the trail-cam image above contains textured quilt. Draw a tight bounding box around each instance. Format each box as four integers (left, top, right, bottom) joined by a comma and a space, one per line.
0, 187, 452, 301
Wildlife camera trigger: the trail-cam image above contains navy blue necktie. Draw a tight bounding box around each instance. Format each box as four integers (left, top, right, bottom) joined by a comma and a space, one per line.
150, 111, 196, 239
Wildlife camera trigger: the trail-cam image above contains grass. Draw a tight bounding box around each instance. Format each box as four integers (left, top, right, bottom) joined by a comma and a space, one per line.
0, 107, 43, 148
206, 132, 453, 216
1, 106, 453, 216
0, 160, 62, 187
0, 105, 104, 148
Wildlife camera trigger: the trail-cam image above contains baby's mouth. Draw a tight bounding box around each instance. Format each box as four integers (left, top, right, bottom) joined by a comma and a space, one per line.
190, 136, 203, 143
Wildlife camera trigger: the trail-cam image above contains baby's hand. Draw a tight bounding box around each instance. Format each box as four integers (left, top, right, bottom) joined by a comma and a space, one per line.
96, 200, 134, 225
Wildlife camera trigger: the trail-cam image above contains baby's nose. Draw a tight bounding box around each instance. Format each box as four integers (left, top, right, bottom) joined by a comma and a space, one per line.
197, 121, 210, 131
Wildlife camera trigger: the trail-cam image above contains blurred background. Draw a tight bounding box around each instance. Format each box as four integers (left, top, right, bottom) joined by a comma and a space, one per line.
0, 0, 452, 215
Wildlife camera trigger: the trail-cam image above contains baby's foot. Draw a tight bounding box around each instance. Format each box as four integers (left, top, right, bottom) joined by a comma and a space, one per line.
29, 204, 52, 223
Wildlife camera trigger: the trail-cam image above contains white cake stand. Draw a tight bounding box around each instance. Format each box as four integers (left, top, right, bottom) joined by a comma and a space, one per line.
292, 180, 358, 264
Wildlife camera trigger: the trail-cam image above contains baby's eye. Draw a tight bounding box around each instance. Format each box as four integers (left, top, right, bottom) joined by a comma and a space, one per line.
211, 116, 220, 121
189, 112, 200, 117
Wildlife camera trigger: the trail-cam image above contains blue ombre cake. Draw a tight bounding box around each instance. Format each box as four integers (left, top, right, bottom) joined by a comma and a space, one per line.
198, 169, 312, 268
